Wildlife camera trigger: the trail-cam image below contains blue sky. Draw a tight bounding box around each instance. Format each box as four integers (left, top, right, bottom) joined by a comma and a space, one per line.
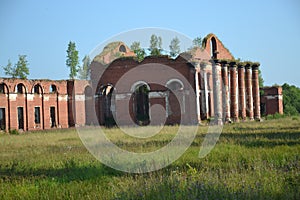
0, 0, 299, 86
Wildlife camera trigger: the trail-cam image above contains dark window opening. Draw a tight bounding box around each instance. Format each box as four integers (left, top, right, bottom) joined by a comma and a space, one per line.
34, 107, 41, 124
119, 45, 126, 53
34, 85, 41, 94
17, 84, 25, 94
50, 85, 57, 93
0, 108, 5, 130
18, 107, 24, 130
0, 84, 4, 94
134, 84, 150, 125
50, 107, 56, 128
210, 37, 217, 59
261, 103, 266, 116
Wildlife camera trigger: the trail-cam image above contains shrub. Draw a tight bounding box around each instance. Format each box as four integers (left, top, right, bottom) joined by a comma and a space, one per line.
9, 129, 19, 135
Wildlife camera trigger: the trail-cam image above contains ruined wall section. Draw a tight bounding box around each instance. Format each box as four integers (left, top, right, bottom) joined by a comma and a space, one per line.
202, 33, 234, 60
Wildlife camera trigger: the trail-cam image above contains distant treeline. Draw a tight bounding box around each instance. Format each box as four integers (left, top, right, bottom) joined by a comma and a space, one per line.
282, 83, 300, 115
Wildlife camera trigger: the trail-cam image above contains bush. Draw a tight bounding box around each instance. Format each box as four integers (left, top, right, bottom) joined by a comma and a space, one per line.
9, 129, 19, 135
265, 113, 285, 120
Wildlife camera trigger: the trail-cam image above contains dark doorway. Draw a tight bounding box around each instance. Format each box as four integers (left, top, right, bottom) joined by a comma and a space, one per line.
0, 108, 5, 130
134, 84, 150, 125
50, 107, 56, 128
18, 107, 24, 130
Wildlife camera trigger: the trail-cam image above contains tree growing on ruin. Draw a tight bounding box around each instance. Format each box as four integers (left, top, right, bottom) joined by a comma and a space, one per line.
2, 55, 29, 79
66, 41, 79, 79
192, 36, 202, 48
131, 41, 146, 62
149, 34, 162, 56
78, 55, 91, 80
169, 36, 181, 57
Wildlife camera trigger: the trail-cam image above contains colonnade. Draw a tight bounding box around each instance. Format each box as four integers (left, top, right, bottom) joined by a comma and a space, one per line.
194, 60, 261, 124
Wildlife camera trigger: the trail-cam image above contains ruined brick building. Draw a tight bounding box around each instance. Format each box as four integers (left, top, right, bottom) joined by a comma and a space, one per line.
0, 33, 283, 132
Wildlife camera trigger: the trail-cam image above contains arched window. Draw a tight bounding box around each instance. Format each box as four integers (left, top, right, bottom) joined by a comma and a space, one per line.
0, 83, 8, 94
16, 83, 26, 94
210, 37, 217, 59
50, 84, 57, 93
33, 84, 42, 94
119, 45, 126, 53
166, 79, 184, 122
132, 82, 150, 125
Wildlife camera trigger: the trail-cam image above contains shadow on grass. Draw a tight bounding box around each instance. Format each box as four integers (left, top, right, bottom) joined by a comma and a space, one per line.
219, 131, 300, 148
114, 179, 299, 200
0, 160, 123, 183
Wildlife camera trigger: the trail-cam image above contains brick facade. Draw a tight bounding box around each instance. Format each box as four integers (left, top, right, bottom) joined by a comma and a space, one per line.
0, 33, 274, 132
260, 86, 283, 115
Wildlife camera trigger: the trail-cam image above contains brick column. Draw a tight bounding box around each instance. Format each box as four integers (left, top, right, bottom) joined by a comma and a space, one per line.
229, 62, 238, 122
200, 62, 209, 119
245, 64, 254, 120
193, 62, 201, 123
212, 60, 222, 125
221, 61, 230, 122
238, 63, 246, 120
252, 63, 261, 120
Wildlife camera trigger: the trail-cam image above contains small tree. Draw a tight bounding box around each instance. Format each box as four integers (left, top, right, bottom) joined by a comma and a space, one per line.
169, 36, 181, 57
66, 41, 79, 79
192, 36, 202, 48
131, 41, 146, 62
78, 55, 91, 80
2, 55, 29, 79
149, 34, 162, 56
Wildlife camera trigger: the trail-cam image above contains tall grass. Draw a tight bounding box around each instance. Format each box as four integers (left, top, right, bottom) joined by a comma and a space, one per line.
0, 117, 299, 199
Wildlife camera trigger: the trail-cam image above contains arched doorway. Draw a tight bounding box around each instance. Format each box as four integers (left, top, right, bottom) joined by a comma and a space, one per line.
166, 79, 184, 124
0, 83, 9, 131
132, 82, 150, 125
97, 84, 115, 126
32, 84, 44, 129
16, 83, 27, 130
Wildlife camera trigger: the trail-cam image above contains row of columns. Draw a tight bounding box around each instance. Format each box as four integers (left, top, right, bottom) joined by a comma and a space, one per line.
194, 60, 261, 124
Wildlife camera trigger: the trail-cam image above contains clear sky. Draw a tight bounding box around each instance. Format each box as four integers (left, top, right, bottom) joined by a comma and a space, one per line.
0, 0, 299, 86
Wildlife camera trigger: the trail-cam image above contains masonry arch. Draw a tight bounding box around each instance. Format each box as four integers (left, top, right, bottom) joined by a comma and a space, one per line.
15, 83, 27, 94
210, 37, 217, 59
132, 81, 150, 125
0, 83, 10, 131
119, 45, 126, 53
32, 83, 44, 129
97, 84, 116, 126
32, 84, 44, 94
166, 79, 184, 124
49, 84, 57, 93
15, 83, 27, 130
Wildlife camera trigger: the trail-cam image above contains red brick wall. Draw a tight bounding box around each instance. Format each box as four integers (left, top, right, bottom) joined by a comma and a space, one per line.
261, 86, 283, 115
90, 56, 197, 125
0, 78, 69, 132
202, 33, 234, 60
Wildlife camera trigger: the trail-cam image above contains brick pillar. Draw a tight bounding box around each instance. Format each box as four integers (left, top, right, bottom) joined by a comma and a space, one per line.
252, 63, 261, 120
221, 62, 230, 122
193, 62, 201, 123
200, 62, 209, 119
229, 62, 238, 122
245, 64, 254, 120
238, 63, 246, 120
212, 60, 222, 125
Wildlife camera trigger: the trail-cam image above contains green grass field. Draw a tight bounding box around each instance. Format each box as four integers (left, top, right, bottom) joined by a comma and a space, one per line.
0, 117, 299, 199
